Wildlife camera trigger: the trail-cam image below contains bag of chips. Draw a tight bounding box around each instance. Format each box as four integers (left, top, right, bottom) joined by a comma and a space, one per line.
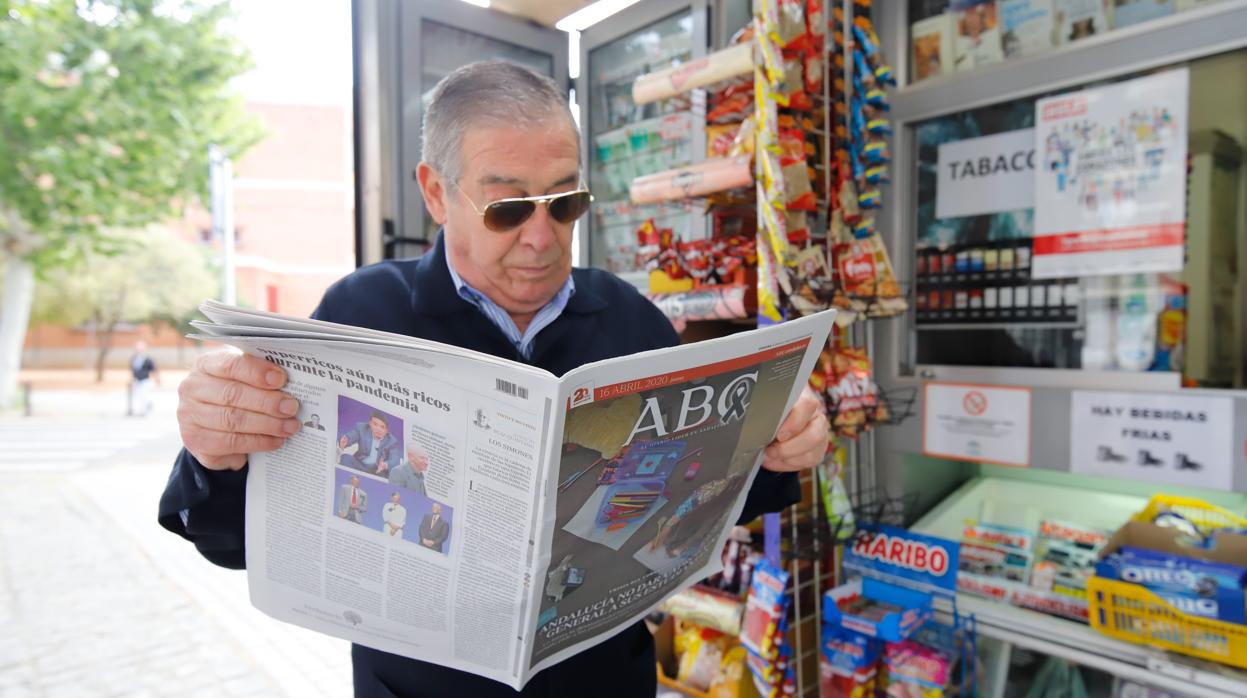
782, 161, 817, 212
824, 347, 888, 438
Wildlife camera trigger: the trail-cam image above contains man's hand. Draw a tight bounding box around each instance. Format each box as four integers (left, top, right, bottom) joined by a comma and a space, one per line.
339, 435, 349, 449
762, 387, 829, 472
376, 458, 389, 475
177, 352, 299, 471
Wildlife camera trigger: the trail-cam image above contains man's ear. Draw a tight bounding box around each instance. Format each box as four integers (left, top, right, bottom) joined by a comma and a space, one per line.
417, 162, 448, 225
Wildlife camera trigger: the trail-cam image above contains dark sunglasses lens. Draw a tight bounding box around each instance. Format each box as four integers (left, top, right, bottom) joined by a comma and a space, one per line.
483, 200, 536, 231
548, 191, 591, 224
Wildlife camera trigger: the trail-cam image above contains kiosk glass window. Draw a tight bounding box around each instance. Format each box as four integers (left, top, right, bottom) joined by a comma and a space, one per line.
910, 49, 1246, 388
586, 12, 698, 275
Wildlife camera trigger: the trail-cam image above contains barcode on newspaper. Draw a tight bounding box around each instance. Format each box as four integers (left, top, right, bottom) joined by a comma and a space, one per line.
495, 378, 529, 400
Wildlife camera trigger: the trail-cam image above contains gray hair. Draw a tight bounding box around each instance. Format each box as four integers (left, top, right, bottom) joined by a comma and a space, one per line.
421, 60, 578, 183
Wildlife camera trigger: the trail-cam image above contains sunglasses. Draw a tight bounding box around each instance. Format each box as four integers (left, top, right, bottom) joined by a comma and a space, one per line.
452, 180, 593, 233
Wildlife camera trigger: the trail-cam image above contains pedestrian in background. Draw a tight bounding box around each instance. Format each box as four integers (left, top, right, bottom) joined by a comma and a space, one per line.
128, 341, 160, 417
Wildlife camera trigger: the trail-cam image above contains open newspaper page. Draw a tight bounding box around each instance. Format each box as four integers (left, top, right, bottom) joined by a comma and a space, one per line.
208, 333, 560, 689
523, 311, 835, 677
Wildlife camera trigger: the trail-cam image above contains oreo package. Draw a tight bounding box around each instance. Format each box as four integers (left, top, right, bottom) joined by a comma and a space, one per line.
1096, 545, 1247, 624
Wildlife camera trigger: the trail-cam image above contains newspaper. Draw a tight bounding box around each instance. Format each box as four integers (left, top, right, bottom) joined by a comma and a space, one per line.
191, 301, 835, 689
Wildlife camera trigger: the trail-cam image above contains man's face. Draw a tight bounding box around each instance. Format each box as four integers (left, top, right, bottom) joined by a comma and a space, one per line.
420, 117, 581, 317
391, 493, 400, 504
369, 417, 388, 440
351, 476, 359, 487
432, 503, 441, 516
408, 449, 428, 473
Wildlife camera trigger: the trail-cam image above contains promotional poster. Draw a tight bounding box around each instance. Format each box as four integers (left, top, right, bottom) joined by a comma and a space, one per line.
1033, 69, 1189, 278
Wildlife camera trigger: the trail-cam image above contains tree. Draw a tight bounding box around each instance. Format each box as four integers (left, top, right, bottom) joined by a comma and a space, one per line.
0, 0, 261, 404
31, 227, 219, 381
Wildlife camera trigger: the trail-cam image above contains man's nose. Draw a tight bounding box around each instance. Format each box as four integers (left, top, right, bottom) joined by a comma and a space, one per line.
517, 203, 557, 253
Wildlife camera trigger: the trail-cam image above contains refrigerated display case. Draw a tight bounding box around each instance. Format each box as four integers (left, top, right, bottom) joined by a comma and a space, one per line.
577, 2, 709, 286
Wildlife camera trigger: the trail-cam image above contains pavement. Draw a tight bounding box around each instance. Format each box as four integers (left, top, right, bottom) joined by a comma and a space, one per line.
0, 375, 353, 697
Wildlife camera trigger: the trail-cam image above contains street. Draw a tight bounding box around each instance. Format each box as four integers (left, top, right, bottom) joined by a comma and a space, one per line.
1, 378, 352, 697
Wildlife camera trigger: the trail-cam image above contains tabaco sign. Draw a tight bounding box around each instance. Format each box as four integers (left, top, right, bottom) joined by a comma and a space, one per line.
843, 524, 960, 596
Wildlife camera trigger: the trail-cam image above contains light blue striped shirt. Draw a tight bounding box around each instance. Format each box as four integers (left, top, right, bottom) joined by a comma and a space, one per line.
444, 246, 575, 360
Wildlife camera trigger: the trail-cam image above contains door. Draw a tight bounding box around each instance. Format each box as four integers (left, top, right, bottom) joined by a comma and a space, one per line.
353, 0, 568, 263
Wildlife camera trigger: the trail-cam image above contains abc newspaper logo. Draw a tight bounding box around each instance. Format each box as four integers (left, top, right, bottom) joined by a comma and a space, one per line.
851, 530, 950, 577
570, 383, 594, 408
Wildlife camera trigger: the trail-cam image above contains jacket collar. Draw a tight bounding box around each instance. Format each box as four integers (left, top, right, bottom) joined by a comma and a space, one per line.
411, 229, 607, 317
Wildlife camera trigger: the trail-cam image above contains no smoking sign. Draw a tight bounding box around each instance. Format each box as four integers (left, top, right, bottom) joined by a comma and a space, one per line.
962, 390, 988, 416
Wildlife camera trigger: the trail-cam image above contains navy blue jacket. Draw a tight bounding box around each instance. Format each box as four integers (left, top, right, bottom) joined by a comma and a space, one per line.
158, 232, 800, 697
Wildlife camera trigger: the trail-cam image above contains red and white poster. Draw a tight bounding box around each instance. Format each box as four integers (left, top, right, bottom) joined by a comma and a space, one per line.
1032, 69, 1189, 279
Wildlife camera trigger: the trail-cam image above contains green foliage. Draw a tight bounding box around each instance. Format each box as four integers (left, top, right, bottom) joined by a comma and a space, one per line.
0, 0, 262, 269
31, 226, 220, 328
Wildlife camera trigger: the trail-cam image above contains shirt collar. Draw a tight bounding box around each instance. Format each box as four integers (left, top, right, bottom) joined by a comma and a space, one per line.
410, 230, 606, 317
442, 238, 576, 307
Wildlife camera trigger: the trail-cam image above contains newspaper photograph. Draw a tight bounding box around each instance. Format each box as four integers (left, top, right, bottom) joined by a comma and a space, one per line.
190, 303, 835, 690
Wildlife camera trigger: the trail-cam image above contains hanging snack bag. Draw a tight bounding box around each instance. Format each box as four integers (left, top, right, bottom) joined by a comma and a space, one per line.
740, 560, 790, 659
782, 161, 817, 212
825, 347, 888, 438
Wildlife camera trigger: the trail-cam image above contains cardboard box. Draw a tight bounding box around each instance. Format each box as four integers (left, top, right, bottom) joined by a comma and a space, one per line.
1095, 520, 1247, 624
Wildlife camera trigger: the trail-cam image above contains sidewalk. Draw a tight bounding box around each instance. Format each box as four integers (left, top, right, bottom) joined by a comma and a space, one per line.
1, 376, 352, 697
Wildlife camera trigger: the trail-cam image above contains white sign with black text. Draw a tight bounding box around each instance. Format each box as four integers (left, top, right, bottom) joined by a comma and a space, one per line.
936, 128, 1036, 220
923, 383, 1031, 467
1069, 391, 1233, 490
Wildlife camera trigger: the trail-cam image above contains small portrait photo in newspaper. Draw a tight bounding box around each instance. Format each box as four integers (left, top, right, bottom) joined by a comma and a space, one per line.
336, 395, 404, 478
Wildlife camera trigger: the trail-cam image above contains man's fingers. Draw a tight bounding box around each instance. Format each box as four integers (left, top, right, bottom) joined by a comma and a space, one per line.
197, 351, 287, 390
183, 424, 287, 457
181, 374, 298, 417
764, 412, 829, 471
183, 397, 299, 438
776, 388, 820, 442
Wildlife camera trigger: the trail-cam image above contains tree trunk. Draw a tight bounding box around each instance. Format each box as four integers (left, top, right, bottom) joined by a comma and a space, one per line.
94, 319, 117, 383
0, 255, 36, 408
94, 288, 126, 383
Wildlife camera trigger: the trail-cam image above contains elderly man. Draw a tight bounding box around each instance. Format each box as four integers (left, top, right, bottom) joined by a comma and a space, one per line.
418, 502, 450, 553
389, 445, 429, 497
158, 60, 828, 698
337, 475, 368, 524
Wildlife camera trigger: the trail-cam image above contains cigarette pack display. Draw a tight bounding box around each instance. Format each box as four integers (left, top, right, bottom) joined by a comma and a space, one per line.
952, 0, 1005, 71
1053, 0, 1111, 43
911, 13, 956, 82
